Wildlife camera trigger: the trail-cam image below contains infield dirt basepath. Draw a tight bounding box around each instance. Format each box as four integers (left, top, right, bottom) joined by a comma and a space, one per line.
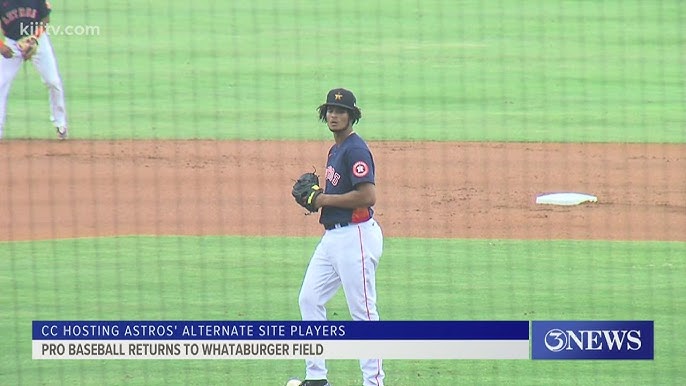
1, 140, 684, 242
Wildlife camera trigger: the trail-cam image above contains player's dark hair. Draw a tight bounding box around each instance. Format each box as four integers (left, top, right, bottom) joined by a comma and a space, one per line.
317, 104, 362, 125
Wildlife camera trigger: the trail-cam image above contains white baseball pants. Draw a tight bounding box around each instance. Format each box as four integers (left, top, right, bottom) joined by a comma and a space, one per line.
299, 218, 385, 386
0, 34, 67, 138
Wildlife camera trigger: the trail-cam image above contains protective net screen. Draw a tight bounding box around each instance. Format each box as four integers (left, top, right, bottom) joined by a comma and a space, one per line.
1, 1, 684, 385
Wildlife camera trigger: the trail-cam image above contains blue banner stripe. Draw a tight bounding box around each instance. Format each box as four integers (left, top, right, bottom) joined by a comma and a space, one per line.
33, 321, 530, 340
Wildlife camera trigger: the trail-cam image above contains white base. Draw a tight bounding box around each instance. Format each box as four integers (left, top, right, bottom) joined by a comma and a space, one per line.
535, 192, 597, 206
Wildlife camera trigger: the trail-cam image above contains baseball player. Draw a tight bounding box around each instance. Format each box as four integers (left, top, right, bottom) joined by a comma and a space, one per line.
293, 88, 385, 386
0, 0, 68, 140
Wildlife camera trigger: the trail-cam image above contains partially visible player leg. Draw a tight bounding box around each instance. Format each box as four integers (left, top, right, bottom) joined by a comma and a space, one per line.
31, 35, 68, 139
0, 40, 25, 139
335, 219, 385, 386
299, 239, 341, 381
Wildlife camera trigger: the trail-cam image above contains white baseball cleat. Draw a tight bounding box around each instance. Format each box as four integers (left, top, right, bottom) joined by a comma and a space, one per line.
56, 126, 68, 140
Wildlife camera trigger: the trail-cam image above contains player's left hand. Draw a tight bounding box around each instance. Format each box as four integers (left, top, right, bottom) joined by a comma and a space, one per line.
292, 172, 323, 213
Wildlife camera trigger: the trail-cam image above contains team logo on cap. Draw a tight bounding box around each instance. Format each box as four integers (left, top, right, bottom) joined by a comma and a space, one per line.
335, 93, 343, 101
352, 161, 369, 177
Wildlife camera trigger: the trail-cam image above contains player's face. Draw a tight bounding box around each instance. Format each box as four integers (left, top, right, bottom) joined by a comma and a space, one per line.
326, 106, 351, 132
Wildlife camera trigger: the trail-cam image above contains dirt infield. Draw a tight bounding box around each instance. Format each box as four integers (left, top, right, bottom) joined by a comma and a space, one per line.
1, 140, 684, 242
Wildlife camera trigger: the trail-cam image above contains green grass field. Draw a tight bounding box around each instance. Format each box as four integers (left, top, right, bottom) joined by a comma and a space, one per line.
2, 238, 685, 385
1, 0, 685, 385
5, 0, 685, 142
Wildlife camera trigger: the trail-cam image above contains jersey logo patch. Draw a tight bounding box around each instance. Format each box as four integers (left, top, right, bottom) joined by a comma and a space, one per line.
352, 161, 369, 178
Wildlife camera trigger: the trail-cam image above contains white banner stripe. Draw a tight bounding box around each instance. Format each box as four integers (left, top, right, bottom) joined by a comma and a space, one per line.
33, 340, 529, 360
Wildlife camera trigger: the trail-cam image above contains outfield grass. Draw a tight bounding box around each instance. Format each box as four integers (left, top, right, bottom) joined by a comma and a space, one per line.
5, 0, 684, 142
1, 237, 684, 385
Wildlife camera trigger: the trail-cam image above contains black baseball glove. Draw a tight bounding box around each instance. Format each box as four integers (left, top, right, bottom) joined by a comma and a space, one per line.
292, 172, 323, 213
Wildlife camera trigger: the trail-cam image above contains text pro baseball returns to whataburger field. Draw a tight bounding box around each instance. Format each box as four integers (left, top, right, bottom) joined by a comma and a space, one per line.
32, 320, 653, 360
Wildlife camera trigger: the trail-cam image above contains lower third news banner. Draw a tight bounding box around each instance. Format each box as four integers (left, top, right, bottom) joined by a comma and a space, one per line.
33, 321, 529, 360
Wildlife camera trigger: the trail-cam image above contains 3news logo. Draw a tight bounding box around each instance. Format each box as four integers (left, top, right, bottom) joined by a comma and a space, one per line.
531, 321, 654, 360
544, 328, 642, 352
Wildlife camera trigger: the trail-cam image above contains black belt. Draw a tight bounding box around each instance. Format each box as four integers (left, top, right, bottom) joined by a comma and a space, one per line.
324, 222, 351, 230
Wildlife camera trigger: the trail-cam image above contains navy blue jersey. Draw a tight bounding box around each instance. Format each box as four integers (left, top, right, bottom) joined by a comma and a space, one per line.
320, 133, 376, 225
1, 0, 50, 40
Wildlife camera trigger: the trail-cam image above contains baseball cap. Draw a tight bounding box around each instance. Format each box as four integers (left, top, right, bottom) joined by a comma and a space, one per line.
323, 88, 357, 110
